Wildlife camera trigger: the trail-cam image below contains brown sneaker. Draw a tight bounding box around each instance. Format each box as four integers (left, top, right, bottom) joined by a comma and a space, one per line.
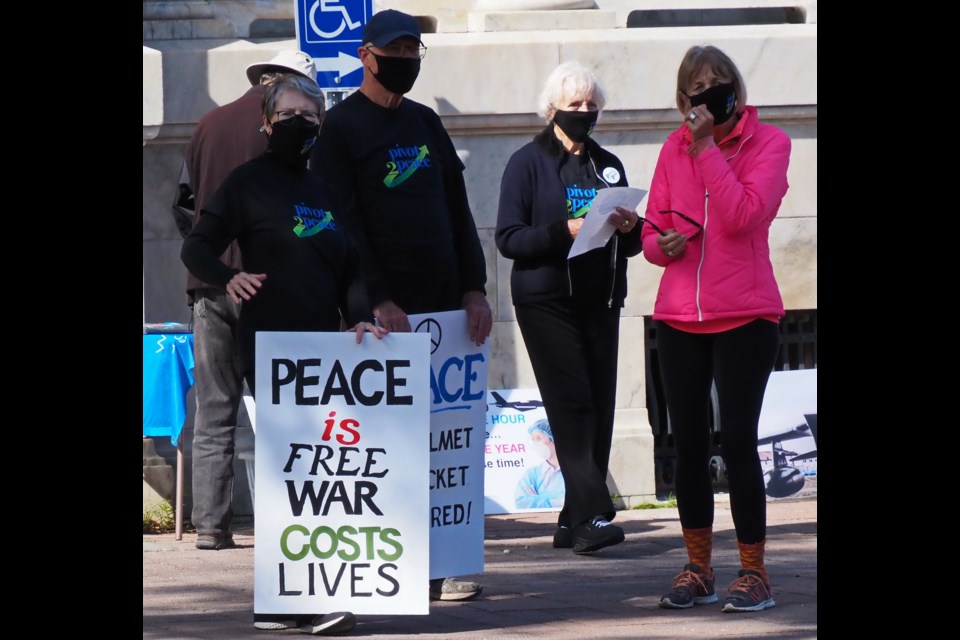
721, 569, 776, 612
659, 563, 718, 609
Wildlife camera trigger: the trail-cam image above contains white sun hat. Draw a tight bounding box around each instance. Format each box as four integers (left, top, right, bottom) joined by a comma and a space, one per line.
245, 50, 317, 86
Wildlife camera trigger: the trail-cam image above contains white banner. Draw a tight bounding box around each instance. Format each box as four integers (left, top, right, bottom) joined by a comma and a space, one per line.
408, 310, 489, 580
253, 331, 432, 616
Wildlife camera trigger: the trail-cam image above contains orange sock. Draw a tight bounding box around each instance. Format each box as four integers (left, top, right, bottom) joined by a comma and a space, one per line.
738, 540, 769, 583
682, 527, 713, 573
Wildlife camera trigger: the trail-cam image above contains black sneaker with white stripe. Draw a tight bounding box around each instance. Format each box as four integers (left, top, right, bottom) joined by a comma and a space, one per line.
571, 516, 625, 554
253, 612, 356, 635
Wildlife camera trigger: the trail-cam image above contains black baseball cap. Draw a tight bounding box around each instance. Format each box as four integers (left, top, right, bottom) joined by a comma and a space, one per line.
362, 9, 423, 47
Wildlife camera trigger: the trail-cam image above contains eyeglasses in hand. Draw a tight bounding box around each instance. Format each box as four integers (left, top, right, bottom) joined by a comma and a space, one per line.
637, 210, 704, 240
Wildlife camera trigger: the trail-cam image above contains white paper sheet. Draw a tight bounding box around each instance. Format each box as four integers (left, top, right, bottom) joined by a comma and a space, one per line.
567, 187, 648, 259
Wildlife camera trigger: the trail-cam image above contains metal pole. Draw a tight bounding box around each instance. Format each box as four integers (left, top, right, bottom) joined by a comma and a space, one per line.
175, 439, 184, 541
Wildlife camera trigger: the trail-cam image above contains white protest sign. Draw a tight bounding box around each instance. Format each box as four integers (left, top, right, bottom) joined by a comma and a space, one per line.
408, 310, 489, 579
253, 331, 431, 616
483, 389, 564, 515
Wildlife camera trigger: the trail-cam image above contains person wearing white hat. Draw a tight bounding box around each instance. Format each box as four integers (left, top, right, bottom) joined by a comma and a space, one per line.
245, 49, 318, 86
182, 56, 360, 636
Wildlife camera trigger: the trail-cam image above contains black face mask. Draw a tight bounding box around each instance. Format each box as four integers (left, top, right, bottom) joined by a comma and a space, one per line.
552, 109, 599, 143
267, 115, 320, 159
370, 53, 421, 95
686, 82, 737, 125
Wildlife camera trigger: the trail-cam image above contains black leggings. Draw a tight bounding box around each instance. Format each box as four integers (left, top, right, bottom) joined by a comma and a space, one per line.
657, 319, 779, 543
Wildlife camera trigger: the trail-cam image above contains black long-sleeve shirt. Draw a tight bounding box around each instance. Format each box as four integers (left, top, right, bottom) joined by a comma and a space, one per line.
182, 152, 372, 377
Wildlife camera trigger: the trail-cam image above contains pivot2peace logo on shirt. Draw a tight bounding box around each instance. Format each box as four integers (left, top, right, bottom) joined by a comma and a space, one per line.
383, 144, 433, 187
566, 184, 599, 219
292, 202, 337, 237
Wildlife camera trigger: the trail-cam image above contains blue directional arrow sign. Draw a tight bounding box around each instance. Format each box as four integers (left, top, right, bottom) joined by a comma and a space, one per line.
296, 0, 373, 91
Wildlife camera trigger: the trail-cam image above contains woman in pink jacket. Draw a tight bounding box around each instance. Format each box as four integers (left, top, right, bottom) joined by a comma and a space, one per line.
642, 45, 791, 614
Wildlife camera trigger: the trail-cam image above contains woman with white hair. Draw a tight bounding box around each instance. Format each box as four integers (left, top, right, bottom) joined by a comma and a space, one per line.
495, 61, 641, 554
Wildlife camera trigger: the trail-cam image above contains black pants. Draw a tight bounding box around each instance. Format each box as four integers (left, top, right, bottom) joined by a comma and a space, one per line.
515, 299, 620, 529
657, 319, 779, 543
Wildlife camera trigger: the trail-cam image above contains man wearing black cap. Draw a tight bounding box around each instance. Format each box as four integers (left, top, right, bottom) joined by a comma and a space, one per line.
310, 9, 490, 602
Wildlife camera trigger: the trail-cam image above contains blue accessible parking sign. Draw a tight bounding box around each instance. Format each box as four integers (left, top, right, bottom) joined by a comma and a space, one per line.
296, 0, 374, 91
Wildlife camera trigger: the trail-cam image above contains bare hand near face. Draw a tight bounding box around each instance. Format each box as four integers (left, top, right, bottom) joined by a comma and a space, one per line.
225, 272, 267, 303
684, 105, 714, 141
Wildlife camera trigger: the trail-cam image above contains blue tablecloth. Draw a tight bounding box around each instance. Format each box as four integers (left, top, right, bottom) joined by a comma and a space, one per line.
143, 333, 195, 446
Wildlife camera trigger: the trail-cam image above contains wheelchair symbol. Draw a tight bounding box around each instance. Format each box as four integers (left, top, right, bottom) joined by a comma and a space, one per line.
309, 0, 361, 39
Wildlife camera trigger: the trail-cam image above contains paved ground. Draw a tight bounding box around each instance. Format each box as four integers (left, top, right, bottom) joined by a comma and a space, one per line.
144, 481, 816, 639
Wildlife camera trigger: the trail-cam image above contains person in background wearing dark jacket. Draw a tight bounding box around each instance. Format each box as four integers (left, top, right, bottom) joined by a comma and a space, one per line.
495, 61, 641, 555
646, 45, 790, 614
310, 9, 491, 603
182, 74, 385, 636
181, 49, 316, 555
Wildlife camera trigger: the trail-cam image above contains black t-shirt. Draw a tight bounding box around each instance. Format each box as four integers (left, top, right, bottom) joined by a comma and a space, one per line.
558, 150, 605, 220
310, 91, 486, 310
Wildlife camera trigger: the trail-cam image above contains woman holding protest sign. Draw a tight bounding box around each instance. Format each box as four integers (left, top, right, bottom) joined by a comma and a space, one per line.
181, 73, 386, 636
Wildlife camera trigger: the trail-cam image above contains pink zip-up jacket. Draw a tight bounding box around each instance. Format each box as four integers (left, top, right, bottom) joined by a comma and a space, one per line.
642, 105, 790, 322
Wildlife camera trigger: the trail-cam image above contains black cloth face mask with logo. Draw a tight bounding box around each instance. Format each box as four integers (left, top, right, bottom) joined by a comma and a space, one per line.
370, 53, 421, 95
685, 82, 737, 125
268, 114, 320, 161
552, 109, 599, 143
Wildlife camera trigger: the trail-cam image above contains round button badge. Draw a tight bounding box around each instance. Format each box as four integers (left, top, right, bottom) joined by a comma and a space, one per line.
602, 167, 621, 184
